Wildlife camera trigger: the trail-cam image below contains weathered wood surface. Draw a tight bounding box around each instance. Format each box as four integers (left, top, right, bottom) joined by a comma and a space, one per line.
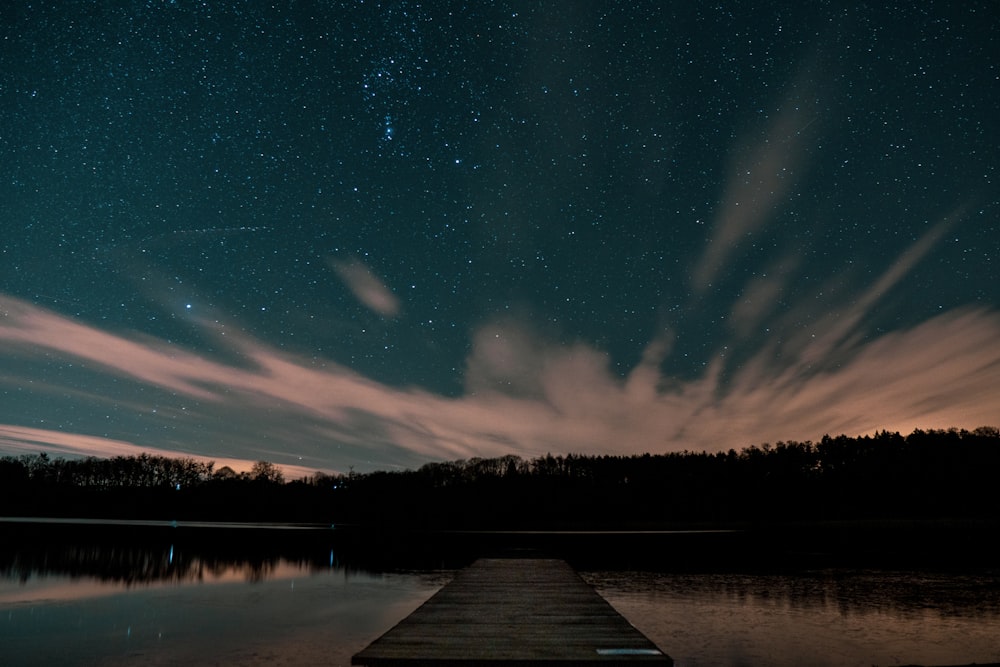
352, 557, 672, 666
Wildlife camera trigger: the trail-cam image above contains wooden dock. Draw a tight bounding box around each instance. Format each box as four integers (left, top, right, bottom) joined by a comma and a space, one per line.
352, 557, 673, 666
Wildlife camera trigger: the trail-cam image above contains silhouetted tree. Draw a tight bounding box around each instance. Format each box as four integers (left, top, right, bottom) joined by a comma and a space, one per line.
249, 460, 284, 484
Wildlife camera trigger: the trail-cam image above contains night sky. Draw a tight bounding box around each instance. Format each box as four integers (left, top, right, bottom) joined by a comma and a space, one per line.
1, 1, 997, 476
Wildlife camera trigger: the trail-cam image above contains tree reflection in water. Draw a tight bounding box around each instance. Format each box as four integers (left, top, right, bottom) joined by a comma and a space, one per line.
2, 522, 999, 666
0, 520, 342, 587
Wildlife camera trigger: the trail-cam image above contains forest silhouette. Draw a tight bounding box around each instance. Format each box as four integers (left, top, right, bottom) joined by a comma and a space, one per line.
2, 427, 998, 529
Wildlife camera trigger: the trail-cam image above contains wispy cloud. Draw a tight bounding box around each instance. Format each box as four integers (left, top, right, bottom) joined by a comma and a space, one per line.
728, 255, 800, 340
2, 284, 997, 472
329, 257, 401, 317
0, 424, 319, 480
692, 97, 815, 294
788, 208, 963, 371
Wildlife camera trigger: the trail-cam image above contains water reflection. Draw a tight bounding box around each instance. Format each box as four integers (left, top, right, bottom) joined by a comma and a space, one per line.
1, 520, 456, 667
583, 569, 1000, 622
585, 570, 1000, 667
3, 521, 1000, 667
1, 521, 344, 590
5, 541, 307, 588
0, 519, 482, 588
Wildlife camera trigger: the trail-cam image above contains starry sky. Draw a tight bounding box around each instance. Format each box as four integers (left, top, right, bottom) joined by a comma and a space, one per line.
1, 1, 997, 476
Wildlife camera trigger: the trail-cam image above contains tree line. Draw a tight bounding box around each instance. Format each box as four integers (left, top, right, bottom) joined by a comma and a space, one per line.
1, 427, 998, 526
341, 427, 1000, 527
0, 453, 313, 522
0, 453, 287, 488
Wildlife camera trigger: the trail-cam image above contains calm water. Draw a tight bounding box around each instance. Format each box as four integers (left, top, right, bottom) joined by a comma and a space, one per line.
584, 570, 1000, 667
2, 520, 999, 666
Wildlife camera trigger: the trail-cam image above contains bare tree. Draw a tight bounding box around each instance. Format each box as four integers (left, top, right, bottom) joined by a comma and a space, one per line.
249, 460, 285, 484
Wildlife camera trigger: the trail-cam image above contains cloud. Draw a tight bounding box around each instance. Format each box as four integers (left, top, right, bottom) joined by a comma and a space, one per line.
722, 307, 1000, 439
1, 289, 998, 473
728, 256, 799, 340
0, 424, 319, 480
692, 64, 821, 295
624, 332, 674, 404
692, 104, 813, 293
464, 323, 550, 398
329, 257, 401, 317
788, 208, 964, 371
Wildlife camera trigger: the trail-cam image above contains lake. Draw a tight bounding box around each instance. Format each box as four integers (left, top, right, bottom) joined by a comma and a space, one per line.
2, 519, 999, 666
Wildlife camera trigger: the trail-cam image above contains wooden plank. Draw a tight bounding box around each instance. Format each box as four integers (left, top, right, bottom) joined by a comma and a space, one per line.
352, 558, 672, 666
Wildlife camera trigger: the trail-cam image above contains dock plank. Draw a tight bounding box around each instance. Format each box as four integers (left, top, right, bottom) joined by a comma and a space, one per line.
352, 558, 672, 666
